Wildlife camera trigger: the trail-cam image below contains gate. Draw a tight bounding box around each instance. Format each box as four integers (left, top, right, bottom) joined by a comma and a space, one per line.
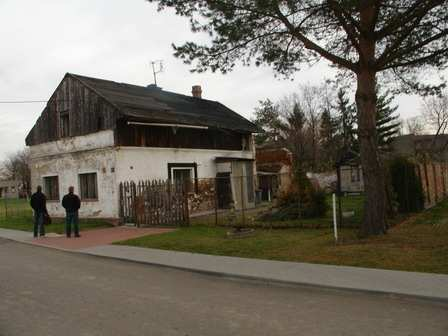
119, 180, 189, 227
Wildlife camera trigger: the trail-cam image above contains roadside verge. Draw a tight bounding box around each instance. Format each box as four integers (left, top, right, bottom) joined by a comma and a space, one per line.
81, 244, 448, 303
1, 227, 447, 303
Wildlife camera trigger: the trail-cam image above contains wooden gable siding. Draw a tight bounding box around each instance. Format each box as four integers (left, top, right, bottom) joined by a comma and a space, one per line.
116, 121, 247, 151
26, 75, 119, 146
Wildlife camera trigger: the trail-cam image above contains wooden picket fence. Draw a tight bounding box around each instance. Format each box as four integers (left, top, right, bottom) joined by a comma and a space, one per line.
119, 179, 189, 227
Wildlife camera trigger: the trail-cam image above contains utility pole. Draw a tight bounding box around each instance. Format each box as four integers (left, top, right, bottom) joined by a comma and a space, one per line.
151, 60, 164, 86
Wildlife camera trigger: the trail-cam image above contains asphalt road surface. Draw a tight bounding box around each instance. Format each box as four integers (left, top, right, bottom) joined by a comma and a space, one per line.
1, 238, 447, 336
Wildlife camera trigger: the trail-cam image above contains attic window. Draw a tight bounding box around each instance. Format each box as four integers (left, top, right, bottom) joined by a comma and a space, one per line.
60, 111, 70, 138
97, 116, 104, 131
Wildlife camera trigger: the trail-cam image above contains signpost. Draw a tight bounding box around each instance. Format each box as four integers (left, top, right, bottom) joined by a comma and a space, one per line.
332, 193, 338, 243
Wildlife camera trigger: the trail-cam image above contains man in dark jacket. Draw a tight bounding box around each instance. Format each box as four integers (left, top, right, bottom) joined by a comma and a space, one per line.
61, 186, 81, 238
30, 186, 47, 238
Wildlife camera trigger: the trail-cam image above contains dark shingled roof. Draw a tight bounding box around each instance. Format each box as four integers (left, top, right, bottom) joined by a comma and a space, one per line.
70, 73, 259, 133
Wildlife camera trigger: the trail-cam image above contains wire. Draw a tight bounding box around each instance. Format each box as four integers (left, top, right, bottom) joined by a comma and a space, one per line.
0, 100, 48, 104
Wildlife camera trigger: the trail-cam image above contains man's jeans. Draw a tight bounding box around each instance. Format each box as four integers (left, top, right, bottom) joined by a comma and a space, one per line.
33, 212, 45, 237
65, 212, 79, 237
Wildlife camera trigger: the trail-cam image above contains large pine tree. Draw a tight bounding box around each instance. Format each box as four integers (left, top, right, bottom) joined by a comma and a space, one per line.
149, 0, 448, 236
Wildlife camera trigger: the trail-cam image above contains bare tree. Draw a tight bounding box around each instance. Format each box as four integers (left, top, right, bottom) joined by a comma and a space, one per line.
1, 149, 31, 196
403, 116, 425, 135
422, 92, 448, 135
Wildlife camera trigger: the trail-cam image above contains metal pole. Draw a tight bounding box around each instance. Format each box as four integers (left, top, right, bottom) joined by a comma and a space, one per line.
332, 193, 338, 243
214, 178, 218, 226
152, 62, 158, 86
4, 195, 8, 218
240, 175, 246, 228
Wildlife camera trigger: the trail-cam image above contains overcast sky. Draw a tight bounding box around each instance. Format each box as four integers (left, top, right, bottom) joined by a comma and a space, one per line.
0, 0, 436, 161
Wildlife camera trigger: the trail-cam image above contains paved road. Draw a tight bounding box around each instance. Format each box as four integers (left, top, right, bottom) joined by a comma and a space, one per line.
1, 239, 447, 336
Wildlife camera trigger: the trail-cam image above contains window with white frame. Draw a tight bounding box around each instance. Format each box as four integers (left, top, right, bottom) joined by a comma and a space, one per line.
168, 163, 197, 193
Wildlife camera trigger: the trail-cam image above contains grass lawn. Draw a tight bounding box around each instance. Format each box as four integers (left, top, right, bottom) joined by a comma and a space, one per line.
117, 197, 448, 274
0, 199, 113, 234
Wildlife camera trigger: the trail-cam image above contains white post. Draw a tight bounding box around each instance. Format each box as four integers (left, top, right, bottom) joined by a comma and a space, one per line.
332, 193, 338, 243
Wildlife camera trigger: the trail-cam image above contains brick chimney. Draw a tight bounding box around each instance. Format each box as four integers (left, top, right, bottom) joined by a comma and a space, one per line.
192, 85, 202, 98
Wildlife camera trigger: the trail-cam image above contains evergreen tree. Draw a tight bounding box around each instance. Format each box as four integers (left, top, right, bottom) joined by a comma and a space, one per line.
252, 99, 282, 145
336, 88, 357, 150
320, 108, 339, 170
376, 89, 401, 150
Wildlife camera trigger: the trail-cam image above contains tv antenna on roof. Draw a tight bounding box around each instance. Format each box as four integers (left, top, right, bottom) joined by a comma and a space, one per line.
151, 60, 164, 87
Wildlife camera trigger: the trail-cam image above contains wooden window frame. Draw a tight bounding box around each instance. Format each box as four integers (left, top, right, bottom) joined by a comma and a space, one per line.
43, 175, 60, 201
78, 172, 98, 201
60, 110, 70, 138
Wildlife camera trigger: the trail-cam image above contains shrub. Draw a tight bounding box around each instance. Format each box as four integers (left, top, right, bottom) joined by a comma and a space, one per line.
262, 172, 328, 221
389, 157, 424, 213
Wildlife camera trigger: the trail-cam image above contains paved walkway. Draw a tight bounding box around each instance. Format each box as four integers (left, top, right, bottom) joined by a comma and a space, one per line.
1, 227, 448, 302
0, 227, 173, 250
30, 227, 174, 250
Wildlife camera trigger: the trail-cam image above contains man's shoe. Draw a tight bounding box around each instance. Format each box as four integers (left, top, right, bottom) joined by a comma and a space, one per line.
75, 234, 81, 238
66, 235, 71, 238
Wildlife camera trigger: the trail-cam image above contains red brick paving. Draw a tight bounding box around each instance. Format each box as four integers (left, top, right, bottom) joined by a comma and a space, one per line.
31, 226, 174, 250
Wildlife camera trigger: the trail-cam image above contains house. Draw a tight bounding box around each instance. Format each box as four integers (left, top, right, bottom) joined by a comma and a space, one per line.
390, 134, 448, 161
25, 73, 259, 220
0, 180, 22, 199
255, 144, 293, 200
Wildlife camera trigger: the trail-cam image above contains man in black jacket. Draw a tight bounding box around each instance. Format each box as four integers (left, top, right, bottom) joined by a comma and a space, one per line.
62, 186, 81, 238
30, 186, 47, 238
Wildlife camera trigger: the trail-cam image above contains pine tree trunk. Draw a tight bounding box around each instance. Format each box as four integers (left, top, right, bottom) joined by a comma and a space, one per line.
355, 2, 387, 237
356, 70, 387, 236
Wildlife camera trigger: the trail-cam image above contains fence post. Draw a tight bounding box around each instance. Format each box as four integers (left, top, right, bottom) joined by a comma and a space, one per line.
118, 182, 123, 224
184, 182, 190, 226
4, 196, 8, 218
336, 165, 343, 228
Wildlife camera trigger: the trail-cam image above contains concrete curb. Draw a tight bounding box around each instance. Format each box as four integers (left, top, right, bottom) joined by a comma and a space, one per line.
81, 249, 448, 305
80, 245, 448, 304
2, 231, 448, 304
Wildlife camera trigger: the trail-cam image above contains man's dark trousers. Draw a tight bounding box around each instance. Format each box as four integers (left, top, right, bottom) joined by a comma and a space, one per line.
65, 212, 79, 237
33, 211, 45, 237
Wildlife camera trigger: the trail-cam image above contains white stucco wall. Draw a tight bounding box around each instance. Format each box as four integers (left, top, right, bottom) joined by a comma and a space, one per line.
29, 130, 115, 158
29, 131, 256, 219
29, 131, 119, 218
115, 147, 254, 182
